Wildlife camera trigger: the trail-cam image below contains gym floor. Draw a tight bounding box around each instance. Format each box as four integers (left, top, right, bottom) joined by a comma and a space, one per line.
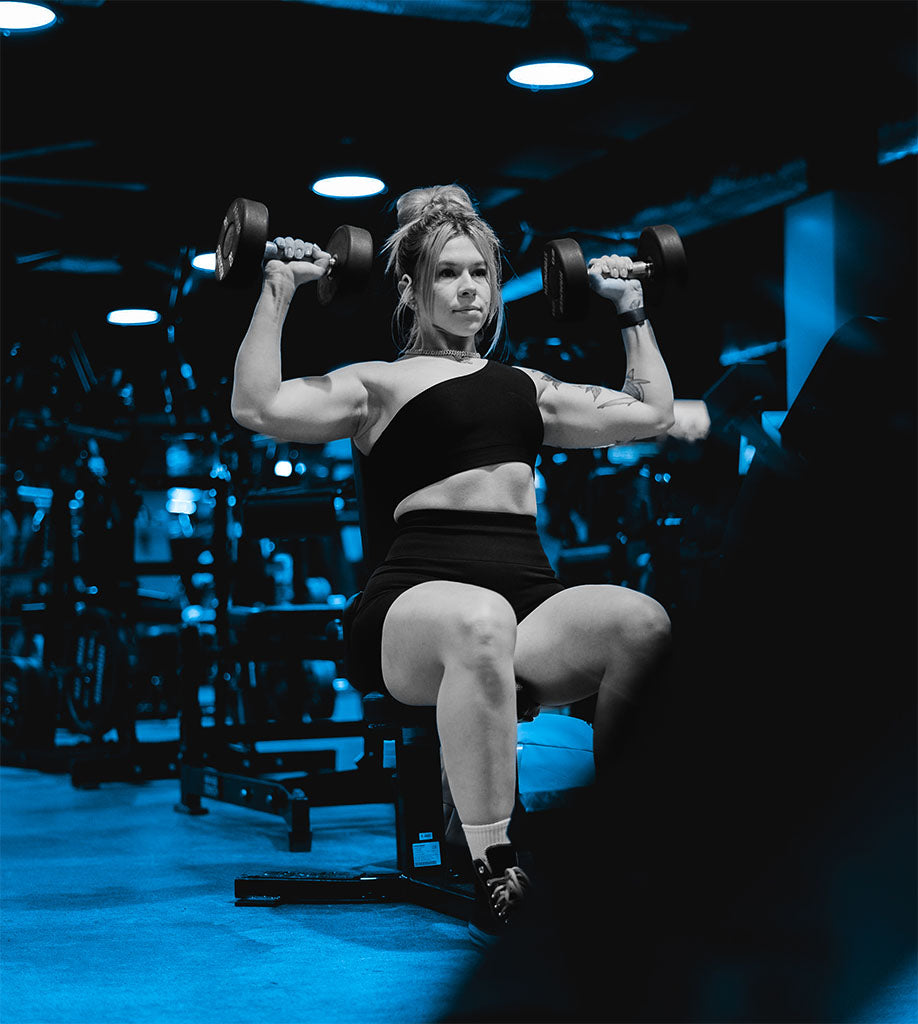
4, 704, 917, 1024
0, 708, 480, 1024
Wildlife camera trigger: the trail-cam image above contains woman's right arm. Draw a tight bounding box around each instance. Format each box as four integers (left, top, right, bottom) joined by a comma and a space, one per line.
231, 245, 371, 444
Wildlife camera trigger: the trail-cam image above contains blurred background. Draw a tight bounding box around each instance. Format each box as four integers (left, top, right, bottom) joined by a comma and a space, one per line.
1, 3, 915, 1023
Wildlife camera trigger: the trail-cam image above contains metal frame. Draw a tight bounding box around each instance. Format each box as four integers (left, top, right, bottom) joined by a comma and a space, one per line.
235, 697, 475, 920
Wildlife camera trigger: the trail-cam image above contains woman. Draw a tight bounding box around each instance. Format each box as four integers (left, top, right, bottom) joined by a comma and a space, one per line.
231, 185, 675, 946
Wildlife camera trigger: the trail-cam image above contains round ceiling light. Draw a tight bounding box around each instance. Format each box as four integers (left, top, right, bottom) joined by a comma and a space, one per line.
507, 61, 594, 90
311, 175, 386, 199
0, 2, 56, 31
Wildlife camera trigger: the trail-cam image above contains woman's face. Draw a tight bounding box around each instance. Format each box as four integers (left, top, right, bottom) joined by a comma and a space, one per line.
425, 234, 491, 344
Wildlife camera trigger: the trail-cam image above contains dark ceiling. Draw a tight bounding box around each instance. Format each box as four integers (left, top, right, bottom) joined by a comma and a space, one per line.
1, 0, 916, 413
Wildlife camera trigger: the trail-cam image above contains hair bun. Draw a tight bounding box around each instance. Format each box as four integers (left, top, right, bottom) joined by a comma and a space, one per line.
395, 184, 476, 227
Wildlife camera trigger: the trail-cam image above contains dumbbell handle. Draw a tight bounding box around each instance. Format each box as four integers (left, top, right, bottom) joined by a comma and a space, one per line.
263, 240, 339, 270
601, 258, 655, 280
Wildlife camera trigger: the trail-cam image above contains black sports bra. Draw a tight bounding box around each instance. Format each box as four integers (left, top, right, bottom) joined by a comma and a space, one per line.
353, 360, 544, 562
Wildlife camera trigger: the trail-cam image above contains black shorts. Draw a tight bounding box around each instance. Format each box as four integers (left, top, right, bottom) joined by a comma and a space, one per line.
344, 509, 566, 696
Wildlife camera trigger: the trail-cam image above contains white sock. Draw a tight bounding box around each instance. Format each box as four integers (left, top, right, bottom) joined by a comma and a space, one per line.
462, 818, 512, 868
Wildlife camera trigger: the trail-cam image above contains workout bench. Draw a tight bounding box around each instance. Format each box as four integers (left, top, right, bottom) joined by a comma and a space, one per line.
234, 689, 476, 919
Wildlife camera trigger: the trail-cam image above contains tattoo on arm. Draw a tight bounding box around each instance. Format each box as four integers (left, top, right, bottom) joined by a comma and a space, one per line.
539, 373, 565, 392
621, 369, 649, 402
539, 371, 646, 409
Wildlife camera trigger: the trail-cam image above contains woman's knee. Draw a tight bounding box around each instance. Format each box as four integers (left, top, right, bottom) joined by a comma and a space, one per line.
618, 591, 672, 658
444, 591, 518, 671
381, 584, 517, 703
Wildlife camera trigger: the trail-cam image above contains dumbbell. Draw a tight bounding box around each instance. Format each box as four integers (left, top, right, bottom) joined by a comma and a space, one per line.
542, 224, 687, 321
214, 197, 374, 304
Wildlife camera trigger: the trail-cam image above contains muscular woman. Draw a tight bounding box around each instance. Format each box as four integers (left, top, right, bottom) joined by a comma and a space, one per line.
231, 185, 674, 946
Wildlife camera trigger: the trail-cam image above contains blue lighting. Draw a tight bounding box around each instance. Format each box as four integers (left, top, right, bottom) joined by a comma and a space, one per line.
166, 443, 193, 476
761, 410, 787, 446
323, 438, 352, 460
17, 484, 53, 508
167, 487, 199, 515
878, 136, 918, 165
784, 193, 837, 405
502, 268, 543, 303
168, 488, 198, 503
606, 442, 660, 466
182, 605, 216, 624
311, 175, 386, 199
720, 340, 785, 366
507, 61, 593, 90
191, 252, 216, 273
274, 460, 293, 478
739, 435, 757, 475
107, 308, 161, 326
340, 525, 363, 563
0, 2, 56, 31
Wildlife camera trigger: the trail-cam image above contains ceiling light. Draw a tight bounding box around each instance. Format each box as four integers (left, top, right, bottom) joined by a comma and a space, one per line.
106, 308, 161, 326
0, 2, 56, 31
508, 61, 593, 90
311, 175, 386, 199
191, 252, 216, 273
506, 1, 594, 91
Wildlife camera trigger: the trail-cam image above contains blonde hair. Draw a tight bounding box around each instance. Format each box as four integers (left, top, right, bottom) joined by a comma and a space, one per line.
382, 185, 505, 356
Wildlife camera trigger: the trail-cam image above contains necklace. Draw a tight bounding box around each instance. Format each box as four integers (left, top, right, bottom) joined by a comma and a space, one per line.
398, 347, 481, 362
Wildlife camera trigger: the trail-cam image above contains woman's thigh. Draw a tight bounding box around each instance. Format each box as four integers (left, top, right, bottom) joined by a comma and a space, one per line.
380, 579, 517, 706
514, 584, 671, 706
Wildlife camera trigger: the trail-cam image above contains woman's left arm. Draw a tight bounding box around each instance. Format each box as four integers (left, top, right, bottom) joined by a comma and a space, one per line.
519, 254, 675, 449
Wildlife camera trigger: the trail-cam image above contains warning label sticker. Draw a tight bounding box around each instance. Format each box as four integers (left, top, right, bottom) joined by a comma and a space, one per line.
412, 841, 442, 868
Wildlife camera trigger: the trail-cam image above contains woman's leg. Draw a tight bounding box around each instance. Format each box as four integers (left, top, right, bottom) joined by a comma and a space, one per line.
513, 585, 672, 771
380, 580, 519, 827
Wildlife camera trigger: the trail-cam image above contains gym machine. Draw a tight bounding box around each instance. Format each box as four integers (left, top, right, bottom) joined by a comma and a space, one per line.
174, 466, 400, 852
0, 411, 194, 786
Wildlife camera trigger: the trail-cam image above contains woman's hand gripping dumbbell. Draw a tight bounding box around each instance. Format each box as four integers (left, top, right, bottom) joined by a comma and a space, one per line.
216, 197, 374, 304
542, 225, 687, 321
586, 253, 645, 319
263, 237, 333, 290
